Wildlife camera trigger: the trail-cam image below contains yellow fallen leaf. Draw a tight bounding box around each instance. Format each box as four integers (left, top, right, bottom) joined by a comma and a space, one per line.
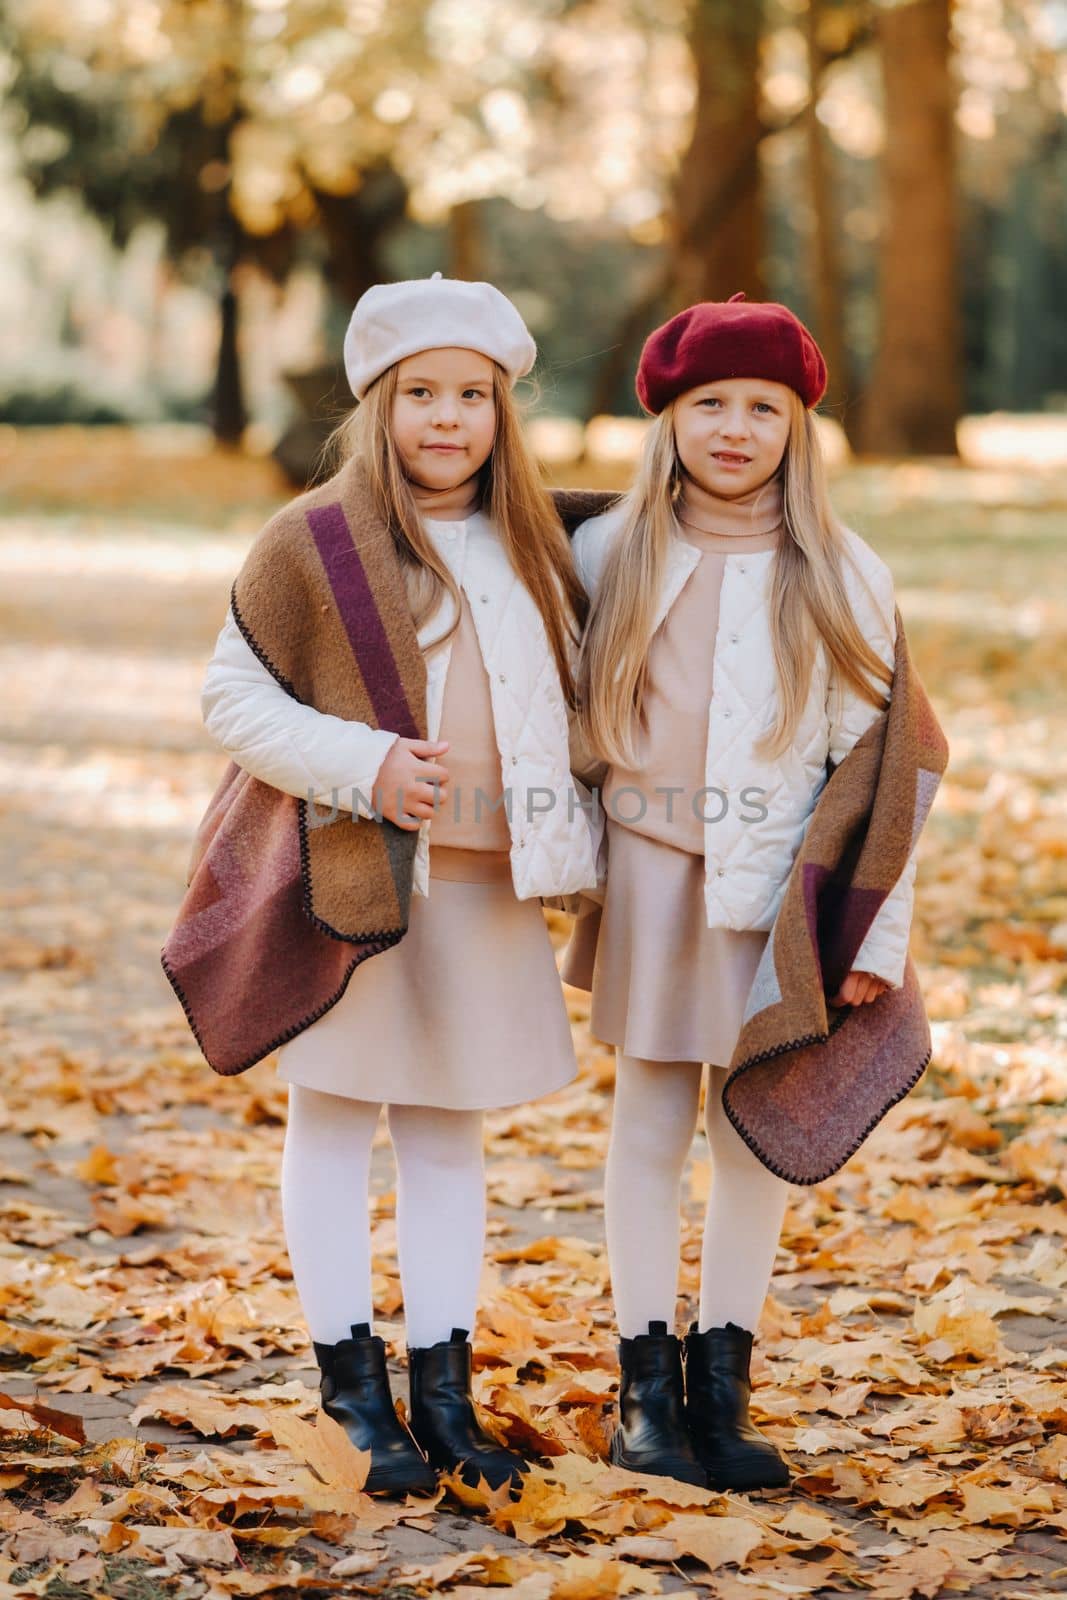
772, 1505, 841, 1545
551, 1554, 662, 1597
76, 1145, 119, 1184
657, 1513, 765, 1572
958, 1480, 1054, 1526
267, 1410, 370, 1500
913, 1303, 1003, 1358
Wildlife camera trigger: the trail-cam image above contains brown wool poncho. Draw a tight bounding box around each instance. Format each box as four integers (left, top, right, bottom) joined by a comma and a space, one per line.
161, 457, 612, 1077
720, 611, 949, 1184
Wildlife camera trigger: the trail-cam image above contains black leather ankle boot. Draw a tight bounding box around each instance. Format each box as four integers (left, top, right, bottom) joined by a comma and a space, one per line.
408, 1328, 527, 1491
610, 1320, 706, 1485
315, 1323, 437, 1496
684, 1322, 790, 1491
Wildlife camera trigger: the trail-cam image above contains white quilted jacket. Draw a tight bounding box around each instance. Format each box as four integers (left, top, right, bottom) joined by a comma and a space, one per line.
572, 507, 918, 988
201, 511, 599, 902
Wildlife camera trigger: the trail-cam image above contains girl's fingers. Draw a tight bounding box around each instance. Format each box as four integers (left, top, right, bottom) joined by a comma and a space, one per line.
837, 972, 888, 1006
407, 739, 450, 757
830, 972, 882, 1006
415, 762, 451, 784
403, 800, 436, 819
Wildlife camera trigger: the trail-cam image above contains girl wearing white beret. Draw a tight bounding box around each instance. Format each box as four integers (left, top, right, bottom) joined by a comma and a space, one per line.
182, 274, 614, 1495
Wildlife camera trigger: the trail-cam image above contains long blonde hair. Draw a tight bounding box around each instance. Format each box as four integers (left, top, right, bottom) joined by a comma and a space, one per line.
576, 393, 892, 766
322, 364, 587, 702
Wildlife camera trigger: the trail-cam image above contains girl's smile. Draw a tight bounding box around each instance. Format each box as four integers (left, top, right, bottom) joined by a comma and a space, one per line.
392, 347, 498, 502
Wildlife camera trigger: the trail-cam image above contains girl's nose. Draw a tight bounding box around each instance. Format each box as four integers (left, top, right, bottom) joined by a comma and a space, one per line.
719, 410, 750, 440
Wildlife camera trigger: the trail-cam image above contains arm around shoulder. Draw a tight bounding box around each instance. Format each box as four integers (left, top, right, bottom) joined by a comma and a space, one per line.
571, 504, 628, 600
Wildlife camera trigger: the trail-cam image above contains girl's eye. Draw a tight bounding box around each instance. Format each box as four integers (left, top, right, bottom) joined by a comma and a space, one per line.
698, 397, 722, 408
754, 402, 775, 415
462, 389, 488, 400
408, 386, 430, 398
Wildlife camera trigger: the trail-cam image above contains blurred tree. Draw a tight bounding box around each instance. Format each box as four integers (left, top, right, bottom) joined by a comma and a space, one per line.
448, 200, 486, 282
2, 0, 437, 438
860, 0, 962, 453
804, 0, 850, 412
673, 0, 765, 304
585, 0, 873, 426
4, 0, 1063, 446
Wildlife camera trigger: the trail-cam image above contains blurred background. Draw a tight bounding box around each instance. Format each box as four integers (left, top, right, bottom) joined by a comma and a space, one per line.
2, 0, 1066, 476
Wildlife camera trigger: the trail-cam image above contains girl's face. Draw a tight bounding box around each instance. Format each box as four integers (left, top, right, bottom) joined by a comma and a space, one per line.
672, 376, 794, 498
391, 347, 497, 491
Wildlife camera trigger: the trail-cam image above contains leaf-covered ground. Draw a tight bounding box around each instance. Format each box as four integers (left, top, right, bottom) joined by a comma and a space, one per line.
0, 431, 1064, 1598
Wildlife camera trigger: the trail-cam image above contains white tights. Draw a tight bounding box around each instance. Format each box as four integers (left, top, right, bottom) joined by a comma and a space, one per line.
605, 1053, 791, 1339
280, 1085, 486, 1348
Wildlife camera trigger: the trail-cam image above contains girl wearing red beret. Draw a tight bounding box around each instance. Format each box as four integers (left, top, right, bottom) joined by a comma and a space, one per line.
565, 295, 917, 1491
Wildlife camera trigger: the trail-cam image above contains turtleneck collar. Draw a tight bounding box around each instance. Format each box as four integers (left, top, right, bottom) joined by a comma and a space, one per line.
677, 471, 784, 541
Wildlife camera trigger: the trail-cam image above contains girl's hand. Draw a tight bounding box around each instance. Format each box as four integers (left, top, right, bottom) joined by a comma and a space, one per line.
373, 739, 450, 831
830, 970, 890, 1007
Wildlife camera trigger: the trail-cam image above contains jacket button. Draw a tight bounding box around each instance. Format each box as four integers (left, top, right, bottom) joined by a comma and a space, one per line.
716, 868, 725, 877
499, 673, 507, 683
723, 709, 732, 718
739, 564, 747, 574
730, 633, 739, 643
511, 755, 518, 765
481, 594, 489, 603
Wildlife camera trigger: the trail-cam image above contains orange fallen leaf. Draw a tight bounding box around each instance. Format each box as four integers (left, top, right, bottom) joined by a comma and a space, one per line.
266, 1409, 371, 1505
0, 1390, 85, 1443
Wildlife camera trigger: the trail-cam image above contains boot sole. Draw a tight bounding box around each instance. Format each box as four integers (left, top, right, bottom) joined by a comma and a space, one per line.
703, 1457, 791, 1492
610, 1433, 707, 1488
364, 1463, 438, 1496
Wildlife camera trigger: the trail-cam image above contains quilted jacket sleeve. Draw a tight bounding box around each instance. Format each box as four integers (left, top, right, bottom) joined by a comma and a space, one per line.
200, 609, 399, 818
826, 541, 918, 989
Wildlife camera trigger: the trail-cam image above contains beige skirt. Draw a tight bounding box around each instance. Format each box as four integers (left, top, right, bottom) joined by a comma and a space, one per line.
589, 821, 769, 1067
276, 848, 577, 1110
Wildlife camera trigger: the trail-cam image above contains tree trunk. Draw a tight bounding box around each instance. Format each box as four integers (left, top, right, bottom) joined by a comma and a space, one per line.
672, 0, 765, 306
448, 199, 485, 281
860, 0, 962, 455
213, 272, 247, 445
804, 0, 849, 419
313, 165, 409, 306
209, 0, 248, 446
584, 263, 671, 423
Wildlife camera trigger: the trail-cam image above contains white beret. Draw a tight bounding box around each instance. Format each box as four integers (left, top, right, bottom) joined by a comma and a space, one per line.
343, 271, 537, 400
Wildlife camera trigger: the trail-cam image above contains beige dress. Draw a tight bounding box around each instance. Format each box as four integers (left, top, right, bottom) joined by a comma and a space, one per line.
277, 577, 577, 1110
582, 495, 783, 1068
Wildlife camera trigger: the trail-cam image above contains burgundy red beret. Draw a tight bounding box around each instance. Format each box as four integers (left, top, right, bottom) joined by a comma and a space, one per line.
636, 292, 828, 414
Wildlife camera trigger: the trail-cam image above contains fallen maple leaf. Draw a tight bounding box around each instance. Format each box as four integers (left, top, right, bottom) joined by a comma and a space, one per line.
266, 1408, 370, 1499
657, 1512, 766, 1572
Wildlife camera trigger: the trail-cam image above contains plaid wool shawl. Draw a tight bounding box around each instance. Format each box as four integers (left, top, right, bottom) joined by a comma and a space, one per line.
721, 611, 949, 1183
161, 457, 612, 1076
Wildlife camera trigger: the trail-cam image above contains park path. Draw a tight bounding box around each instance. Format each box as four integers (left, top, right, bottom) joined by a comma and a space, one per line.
0, 441, 1064, 1598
